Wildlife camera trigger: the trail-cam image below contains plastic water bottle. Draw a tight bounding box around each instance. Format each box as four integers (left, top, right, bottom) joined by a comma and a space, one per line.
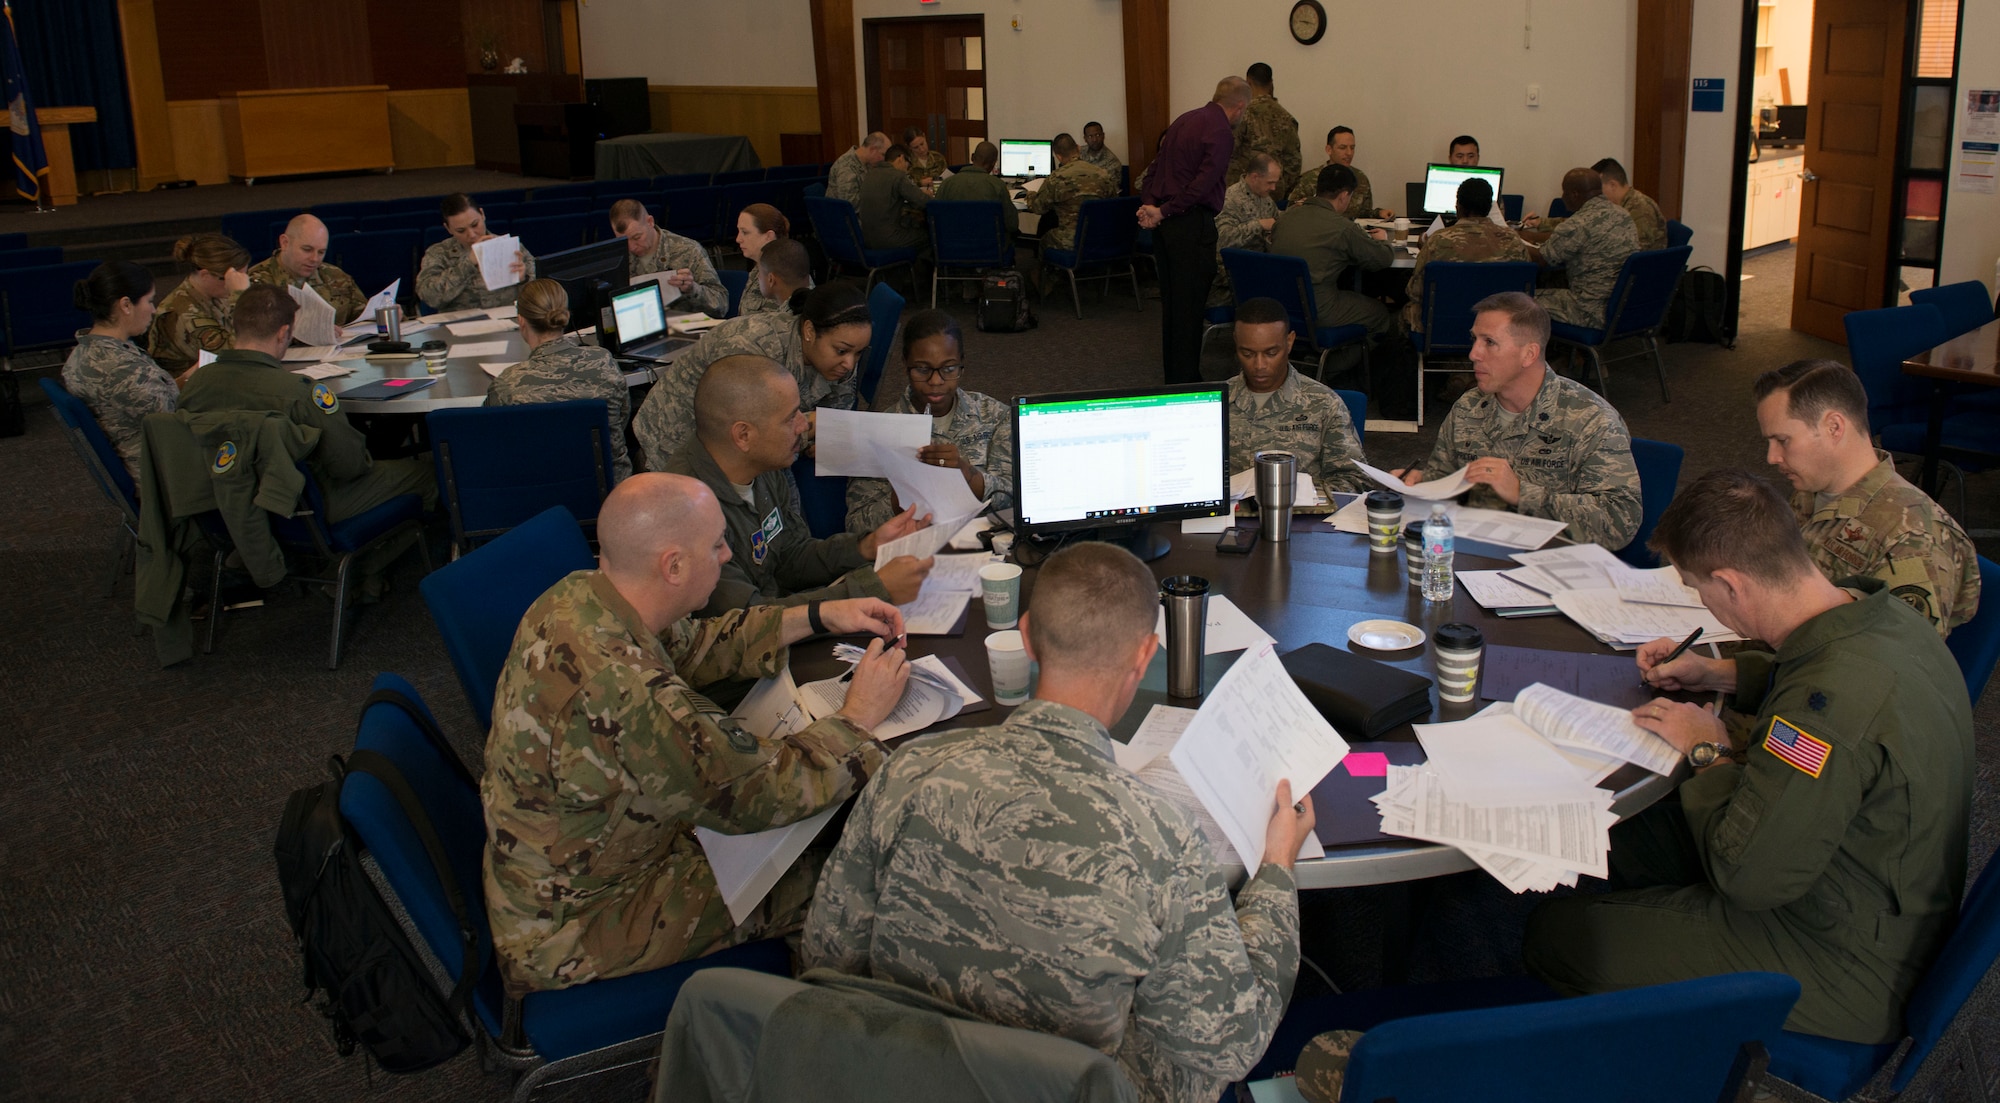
1422, 504, 1455, 603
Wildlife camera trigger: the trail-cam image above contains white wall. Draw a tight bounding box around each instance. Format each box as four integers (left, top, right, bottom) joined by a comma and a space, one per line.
579, 0, 818, 87
1683, 0, 1743, 274
1941, 0, 2000, 294
1752, 0, 1812, 109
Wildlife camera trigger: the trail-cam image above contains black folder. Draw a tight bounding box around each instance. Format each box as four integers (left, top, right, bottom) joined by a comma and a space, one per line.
1280, 642, 1434, 740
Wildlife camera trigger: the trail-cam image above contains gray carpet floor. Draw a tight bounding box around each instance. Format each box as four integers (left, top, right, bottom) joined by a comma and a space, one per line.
2, 237, 1994, 1102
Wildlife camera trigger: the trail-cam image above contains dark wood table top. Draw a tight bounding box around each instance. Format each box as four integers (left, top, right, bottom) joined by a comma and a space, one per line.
1902, 316, 2000, 387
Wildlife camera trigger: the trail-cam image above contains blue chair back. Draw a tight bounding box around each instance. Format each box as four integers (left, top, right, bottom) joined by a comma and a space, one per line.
219, 209, 292, 249
1844, 303, 1948, 431
1948, 555, 2000, 700
1499, 194, 1524, 223
653, 172, 712, 191
767, 164, 823, 181
386, 195, 441, 215
520, 196, 591, 219
1617, 438, 1684, 568
1892, 851, 2000, 1091
358, 211, 433, 233
859, 281, 905, 406
335, 229, 422, 299
531, 181, 595, 203
1665, 219, 1693, 249
790, 454, 849, 539
419, 505, 596, 730
478, 201, 522, 229
1601, 246, 1693, 340
0, 245, 65, 267
426, 400, 617, 551
803, 181, 827, 200
1909, 280, 1996, 339
0, 231, 26, 249
1334, 388, 1367, 436
1415, 261, 1539, 351
39, 378, 140, 521
1, 260, 99, 354
511, 213, 591, 257
720, 269, 749, 318
592, 178, 651, 205
1222, 249, 1322, 338
1340, 972, 1799, 1103
718, 182, 786, 228
926, 200, 1015, 269
310, 199, 380, 221
807, 195, 869, 271
1547, 196, 1571, 219
470, 188, 527, 207
661, 187, 721, 244
1069, 196, 1142, 266
713, 168, 766, 186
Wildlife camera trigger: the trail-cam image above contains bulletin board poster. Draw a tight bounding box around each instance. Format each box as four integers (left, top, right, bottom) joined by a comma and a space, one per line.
1960, 89, 1999, 195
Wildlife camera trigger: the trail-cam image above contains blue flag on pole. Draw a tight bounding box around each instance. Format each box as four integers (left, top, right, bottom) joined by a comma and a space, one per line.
0, 0, 48, 204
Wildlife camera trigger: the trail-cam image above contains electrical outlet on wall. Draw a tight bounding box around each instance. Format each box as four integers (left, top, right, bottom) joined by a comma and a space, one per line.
1526, 84, 1541, 107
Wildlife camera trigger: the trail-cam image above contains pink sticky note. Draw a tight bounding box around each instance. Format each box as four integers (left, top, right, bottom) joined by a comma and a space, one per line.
384, 379, 414, 387
1343, 752, 1390, 777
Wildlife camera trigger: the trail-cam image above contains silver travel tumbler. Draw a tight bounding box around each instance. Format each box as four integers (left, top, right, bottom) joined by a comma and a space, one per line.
1255, 450, 1298, 543
376, 303, 402, 344
1161, 575, 1210, 699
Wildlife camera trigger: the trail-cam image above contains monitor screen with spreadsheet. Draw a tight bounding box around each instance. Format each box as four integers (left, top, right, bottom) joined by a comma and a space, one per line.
609, 281, 667, 348
999, 139, 1053, 178
1011, 384, 1230, 537
1421, 163, 1505, 215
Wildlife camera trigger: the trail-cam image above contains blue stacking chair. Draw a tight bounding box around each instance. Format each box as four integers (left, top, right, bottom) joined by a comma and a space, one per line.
653, 172, 712, 191
924, 200, 1015, 308
1335, 388, 1368, 435
358, 211, 432, 233
1222, 248, 1372, 386
1547, 245, 1692, 400
591, 177, 651, 205
805, 196, 917, 291
0, 245, 64, 268
529, 181, 594, 203
1499, 194, 1524, 223
1, 260, 99, 356
1547, 196, 1571, 219
385, 195, 441, 215
768, 177, 813, 231
219, 208, 293, 247
338, 673, 793, 1103
719, 269, 749, 318
857, 281, 905, 407
713, 168, 766, 186
510, 213, 592, 258
518, 196, 590, 220
1200, 304, 1234, 359
660, 186, 722, 245
1910, 279, 1996, 339
310, 199, 381, 221
1846, 304, 1951, 462
802, 181, 826, 200
471, 188, 527, 207
790, 454, 849, 539
426, 400, 617, 558
1948, 556, 2000, 701
335, 229, 422, 302
419, 506, 596, 729
0, 231, 26, 249
1616, 438, 1683, 568
1764, 855, 2000, 1100
40, 379, 142, 595
1666, 219, 1693, 249
1041, 196, 1143, 319
718, 181, 785, 231
478, 201, 522, 229
1410, 260, 1539, 426
767, 164, 822, 181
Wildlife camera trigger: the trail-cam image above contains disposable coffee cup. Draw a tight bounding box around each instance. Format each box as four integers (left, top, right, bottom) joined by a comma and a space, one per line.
1403, 522, 1425, 588
979, 563, 1023, 629
421, 340, 448, 374
1394, 216, 1412, 241
1434, 622, 1485, 703
1365, 490, 1404, 554
985, 629, 1032, 705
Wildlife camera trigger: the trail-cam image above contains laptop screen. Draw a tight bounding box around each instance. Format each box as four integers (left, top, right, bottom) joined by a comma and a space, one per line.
999, 139, 1053, 178
1422, 164, 1505, 215
610, 282, 667, 347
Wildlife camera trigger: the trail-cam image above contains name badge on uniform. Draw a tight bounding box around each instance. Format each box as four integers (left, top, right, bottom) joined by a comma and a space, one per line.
750, 507, 783, 565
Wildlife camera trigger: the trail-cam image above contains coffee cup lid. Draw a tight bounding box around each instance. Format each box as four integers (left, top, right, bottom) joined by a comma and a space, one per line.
1160, 575, 1210, 597
1403, 521, 1425, 539
1366, 489, 1403, 506
1435, 622, 1484, 649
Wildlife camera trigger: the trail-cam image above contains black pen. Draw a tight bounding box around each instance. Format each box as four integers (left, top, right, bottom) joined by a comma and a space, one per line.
1642, 627, 1704, 687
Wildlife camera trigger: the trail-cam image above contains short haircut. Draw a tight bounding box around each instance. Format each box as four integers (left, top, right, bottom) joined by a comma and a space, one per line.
439, 192, 475, 220
1650, 468, 1815, 585
862, 132, 890, 152
1450, 134, 1479, 154
901, 125, 927, 146
1563, 167, 1604, 200
607, 198, 649, 229
694, 355, 793, 444
1245, 151, 1278, 177
1317, 163, 1357, 197
970, 140, 999, 170
1591, 158, 1629, 185
1455, 177, 1495, 217
233, 283, 298, 341
1234, 296, 1291, 331
283, 213, 326, 241
1246, 62, 1273, 86
1328, 126, 1354, 144
759, 238, 812, 286
1472, 291, 1550, 351
1753, 359, 1871, 435
884, 143, 911, 164
1213, 76, 1252, 108
1052, 132, 1079, 157
598, 473, 712, 576
1025, 542, 1160, 676
901, 307, 963, 358
1083, 121, 1103, 132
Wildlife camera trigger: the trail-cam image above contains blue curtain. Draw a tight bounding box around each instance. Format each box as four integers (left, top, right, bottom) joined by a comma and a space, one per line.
11, 0, 136, 173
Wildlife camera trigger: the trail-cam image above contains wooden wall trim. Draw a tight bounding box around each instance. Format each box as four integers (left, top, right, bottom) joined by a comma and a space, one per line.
809, 0, 857, 161
117, 0, 180, 189
648, 85, 820, 169
1121, 0, 1170, 181
1634, 0, 1694, 219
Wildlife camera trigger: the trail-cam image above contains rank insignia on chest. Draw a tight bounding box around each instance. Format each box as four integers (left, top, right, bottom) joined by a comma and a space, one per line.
211, 440, 238, 474
751, 507, 783, 565
1764, 715, 1831, 778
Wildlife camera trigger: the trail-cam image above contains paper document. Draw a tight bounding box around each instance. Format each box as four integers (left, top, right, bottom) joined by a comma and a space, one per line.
1119, 706, 1324, 874
286, 283, 339, 346
1510, 544, 1628, 591
694, 671, 839, 924
669, 314, 725, 335
1616, 567, 1706, 608
1168, 644, 1350, 877
630, 270, 685, 306
451, 340, 511, 360
1357, 460, 1472, 501
1181, 515, 1236, 534
800, 653, 979, 741
873, 509, 986, 569
196, 349, 217, 368
281, 345, 339, 363
1114, 704, 1195, 773
1551, 588, 1744, 648
813, 408, 933, 477
1151, 592, 1275, 656
1326, 497, 1565, 550
1229, 468, 1324, 506
471, 235, 524, 291
1458, 571, 1557, 611
949, 515, 996, 550
356, 280, 399, 324
1413, 713, 1612, 806
446, 317, 518, 337
898, 586, 973, 635
1514, 683, 1682, 776
877, 438, 987, 522
1375, 764, 1614, 886
290, 363, 354, 380
479, 362, 519, 379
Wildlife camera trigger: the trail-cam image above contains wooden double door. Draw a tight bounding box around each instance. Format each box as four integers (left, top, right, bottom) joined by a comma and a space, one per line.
864, 17, 988, 166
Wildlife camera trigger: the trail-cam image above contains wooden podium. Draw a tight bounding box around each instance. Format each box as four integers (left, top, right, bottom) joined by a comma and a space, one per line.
218, 86, 394, 183
35, 106, 96, 206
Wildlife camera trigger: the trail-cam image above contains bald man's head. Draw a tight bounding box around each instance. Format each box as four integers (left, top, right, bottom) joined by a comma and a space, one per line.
695, 355, 796, 446
278, 213, 330, 281
599, 473, 716, 574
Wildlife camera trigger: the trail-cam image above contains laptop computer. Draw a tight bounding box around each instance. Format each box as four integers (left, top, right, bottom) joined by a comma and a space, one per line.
602, 281, 690, 361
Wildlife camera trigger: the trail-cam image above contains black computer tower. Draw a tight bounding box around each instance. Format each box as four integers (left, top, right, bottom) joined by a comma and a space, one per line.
585, 78, 651, 140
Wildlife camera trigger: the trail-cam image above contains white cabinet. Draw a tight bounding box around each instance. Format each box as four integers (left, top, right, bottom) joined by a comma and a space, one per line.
1744, 153, 1804, 250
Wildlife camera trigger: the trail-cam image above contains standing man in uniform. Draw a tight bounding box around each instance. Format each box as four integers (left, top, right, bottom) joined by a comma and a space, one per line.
1754, 358, 1978, 634
1402, 178, 1533, 330
1141, 76, 1253, 385
1593, 158, 1669, 251
1269, 164, 1396, 352
481, 471, 914, 993
827, 133, 889, 206
607, 198, 729, 317
1525, 468, 1974, 1046
1519, 168, 1638, 329
901, 126, 948, 191
1230, 63, 1301, 198
1226, 297, 1368, 491
1209, 153, 1283, 307
1290, 127, 1390, 218
1447, 135, 1481, 166
1078, 121, 1122, 178
248, 214, 368, 325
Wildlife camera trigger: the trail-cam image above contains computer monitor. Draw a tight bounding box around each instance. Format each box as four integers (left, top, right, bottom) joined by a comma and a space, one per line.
1421, 163, 1505, 216
537, 236, 630, 334
604, 281, 667, 355
998, 139, 1053, 178
1012, 383, 1231, 561
1772, 105, 1808, 141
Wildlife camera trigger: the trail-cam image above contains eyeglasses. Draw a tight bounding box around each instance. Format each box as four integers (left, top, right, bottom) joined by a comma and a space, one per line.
907, 364, 963, 381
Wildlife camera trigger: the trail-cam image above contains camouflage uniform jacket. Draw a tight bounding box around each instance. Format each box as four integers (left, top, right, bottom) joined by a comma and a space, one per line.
1422, 367, 1642, 548
736, 263, 798, 316
1210, 179, 1279, 306
63, 331, 179, 474
803, 698, 1301, 1103
629, 230, 729, 318
630, 310, 858, 472
828, 148, 868, 205
1622, 188, 1669, 252
1028, 158, 1118, 252
1792, 449, 1979, 634
416, 236, 539, 312
845, 387, 1015, 534
1289, 163, 1377, 217
481, 569, 886, 993
906, 149, 948, 188
661, 439, 889, 617
1229, 94, 1302, 197
1078, 144, 1123, 180
1402, 218, 1535, 330
1227, 368, 1367, 493
486, 336, 634, 481
247, 254, 368, 326
147, 279, 239, 375
1534, 195, 1637, 329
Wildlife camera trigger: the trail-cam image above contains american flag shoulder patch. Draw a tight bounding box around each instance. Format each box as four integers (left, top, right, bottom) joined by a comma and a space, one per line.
1764, 715, 1832, 778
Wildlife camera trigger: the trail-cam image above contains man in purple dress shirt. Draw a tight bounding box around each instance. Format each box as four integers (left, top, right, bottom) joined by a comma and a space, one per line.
1139, 77, 1253, 385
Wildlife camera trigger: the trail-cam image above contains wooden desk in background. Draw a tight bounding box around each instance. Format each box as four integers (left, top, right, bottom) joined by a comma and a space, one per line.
1902, 316, 2000, 495
35, 106, 96, 207
218, 86, 393, 184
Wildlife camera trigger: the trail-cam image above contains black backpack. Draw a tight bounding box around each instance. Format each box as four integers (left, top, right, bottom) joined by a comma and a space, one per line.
976, 269, 1037, 333
1663, 266, 1732, 347
273, 689, 481, 1075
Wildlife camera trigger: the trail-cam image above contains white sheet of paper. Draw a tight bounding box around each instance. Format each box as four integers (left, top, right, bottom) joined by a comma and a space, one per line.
290, 363, 354, 380
798, 655, 974, 741
1510, 544, 1628, 591
1114, 704, 1197, 773
446, 317, 517, 337
286, 282, 339, 346
451, 340, 511, 359
1139, 755, 1324, 875
1413, 713, 1610, 806
471, 235, 524, 291
629, 269, 685, 306
1551, 589, 1745, 647
281, 345, 338, 362
488, 304, 519, 320
876, 439, 988, 524
692, 670, 836, 925
1167, 644, 1350, 878
355, 279, 399, 324
873, 507, 985, 569
1396, 766, 1613, 879
813, 408, 933, 477
421, 307, 487, 324
1514, 683, 1682, 776
1356, 460, 1472, 501
1457, 571, 1557, 610
1181, 515, 1235, 534
196, 349, 218, 368
949, 515, 995, 550
1616, 566, 1707, 608
1152, 592, 1276, 655
923, 552, 1002, 590
669, 314, 724, 334
898, 587, 973, 635
1325, 497, 1565, 551
1228, 468, 1323, 506
1129, 702, 1326, 873
479, 361, 519, 379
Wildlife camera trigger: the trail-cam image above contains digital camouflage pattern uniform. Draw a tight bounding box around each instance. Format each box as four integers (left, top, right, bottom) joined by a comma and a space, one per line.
1209, 178, 1279, 307
247, 253, 369, 326
629, 228, 729, 318
1526, 581, 1973, 1043
1229, 93, 1302, 197
63, 332, 180, 475
1294, 1031, 1363, 1103
845, 387, 1015, 534
1621, 187, 1669, 252
630, 310, 859, 472
738, 262, 811, 317
1534, 195, 1637, 329
416, 236, 538, 312
905, 148, 948, 188
828, 147, 868, 205
1078, 143, 1123, 180
1227, 367, 1367, 493
486, 336, 634, 481
1290, 162, 1379, 217
147, 279, 239, 375
1421, 367, 1642, 548
1792, 449, 1978, 635
1027, 157, 1117, 252
1402, 217, 1535, 329
481, 570, 887, 994
803, 698, 1301, 1103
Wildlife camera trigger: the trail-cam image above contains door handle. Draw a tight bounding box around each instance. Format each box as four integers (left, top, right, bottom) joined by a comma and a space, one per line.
1801, 169, 1819, 183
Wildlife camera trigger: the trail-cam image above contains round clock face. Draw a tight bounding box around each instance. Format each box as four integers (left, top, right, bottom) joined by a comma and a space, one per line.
1291, 0, 1326, 44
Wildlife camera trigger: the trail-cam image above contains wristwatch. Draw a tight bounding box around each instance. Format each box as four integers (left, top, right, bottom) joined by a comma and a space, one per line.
1688, 741, 1732, 768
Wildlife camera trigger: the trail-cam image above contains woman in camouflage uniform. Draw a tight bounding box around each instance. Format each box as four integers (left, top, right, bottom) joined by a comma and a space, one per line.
147, 233, 250, 375
62, 260, 182, 476
732, 202, 803, 316
486, 279, 633, 481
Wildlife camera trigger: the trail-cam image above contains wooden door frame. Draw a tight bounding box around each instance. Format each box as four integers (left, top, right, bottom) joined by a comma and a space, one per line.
860, 14, 986, 142
809, 0, 859, 162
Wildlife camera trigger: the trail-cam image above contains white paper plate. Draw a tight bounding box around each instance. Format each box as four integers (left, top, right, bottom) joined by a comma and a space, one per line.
1347, 619, 1426, 651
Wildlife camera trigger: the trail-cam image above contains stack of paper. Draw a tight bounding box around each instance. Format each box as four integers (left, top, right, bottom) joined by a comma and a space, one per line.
281, 345, 339, 363
445, 317, 517, 337
1356, 459, 1472, 501
897, 552, 999, 635
1227, 468, 1325, 507
471, 235, 524, 291
290, 363, 354, 380
870, 442, 990, 566
286, 283, 339, 346
1456, 571, 1558, 616
669, 314, 726, 335
1116, 704, 1325, 880
800, 649, 982, 741
1326, 496, 1567, 550
1551, 589, 1743, 649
